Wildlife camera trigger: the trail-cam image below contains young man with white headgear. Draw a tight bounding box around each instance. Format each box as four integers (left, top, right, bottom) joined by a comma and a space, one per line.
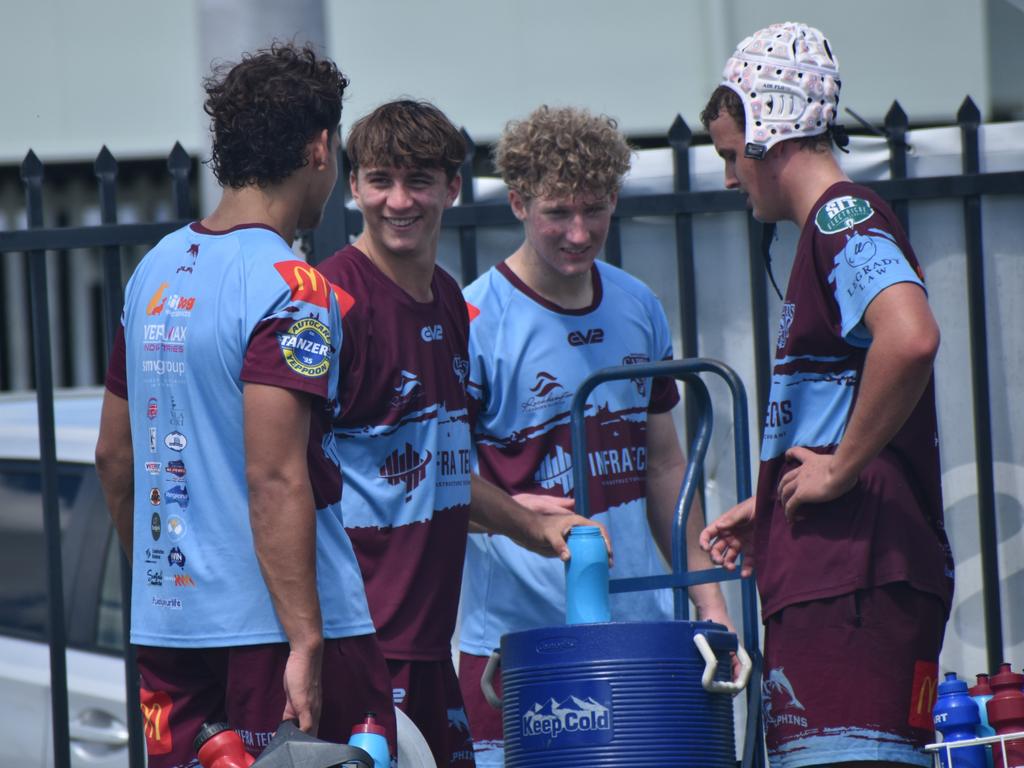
697, 22, 954, 768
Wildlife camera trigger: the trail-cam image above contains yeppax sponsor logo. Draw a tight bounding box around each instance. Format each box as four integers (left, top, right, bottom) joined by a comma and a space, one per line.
142, 320, 186, 354
522, 696, 612, 741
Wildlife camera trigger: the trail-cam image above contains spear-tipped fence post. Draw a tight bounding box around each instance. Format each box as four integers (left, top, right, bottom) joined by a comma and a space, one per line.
884, 101, 910, 232
23, 149, 71, 768
958, 95, 1003, 672
458, 127, 479, 285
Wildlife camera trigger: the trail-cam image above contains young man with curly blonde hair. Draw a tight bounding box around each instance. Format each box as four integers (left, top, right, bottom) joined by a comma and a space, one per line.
457, 105, 735, 766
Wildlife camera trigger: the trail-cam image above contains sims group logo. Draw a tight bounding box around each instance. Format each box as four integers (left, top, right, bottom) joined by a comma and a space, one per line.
278, 317, 331, 378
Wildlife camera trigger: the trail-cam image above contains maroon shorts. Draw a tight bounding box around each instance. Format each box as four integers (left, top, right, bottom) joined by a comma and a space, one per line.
388, 657, 475, 767
457, 653, 503, 767
136, 635, 395, 768
762, 582, 947, 768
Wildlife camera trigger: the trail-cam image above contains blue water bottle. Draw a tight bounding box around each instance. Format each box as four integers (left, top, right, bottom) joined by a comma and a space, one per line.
348, 712, 390, 768
564, 525, 610, 624
933, 673, 985, 768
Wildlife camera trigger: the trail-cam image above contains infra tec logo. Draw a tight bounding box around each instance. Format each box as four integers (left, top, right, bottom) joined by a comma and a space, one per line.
379, 443, 434, 501
534, 446, 573, 494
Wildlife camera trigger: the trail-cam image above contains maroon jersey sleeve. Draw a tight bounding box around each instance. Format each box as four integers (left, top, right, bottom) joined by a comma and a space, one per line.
104, 324, 128, 398
649, 359, 681, 414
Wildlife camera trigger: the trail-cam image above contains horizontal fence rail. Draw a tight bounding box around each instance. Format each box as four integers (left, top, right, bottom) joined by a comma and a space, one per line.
2, 97, 1022, 767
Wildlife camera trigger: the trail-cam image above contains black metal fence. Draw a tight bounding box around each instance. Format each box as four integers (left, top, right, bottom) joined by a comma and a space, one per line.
3, 97, 1022, 768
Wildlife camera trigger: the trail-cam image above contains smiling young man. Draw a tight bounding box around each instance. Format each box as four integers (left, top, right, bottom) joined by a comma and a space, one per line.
697, 22, 954, 768
456, 105, 735, 767
315, 99, 607, 768
94, 44, 395, 767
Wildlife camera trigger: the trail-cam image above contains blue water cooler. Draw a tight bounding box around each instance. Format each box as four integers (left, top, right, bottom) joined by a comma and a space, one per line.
482, 360, 764, 768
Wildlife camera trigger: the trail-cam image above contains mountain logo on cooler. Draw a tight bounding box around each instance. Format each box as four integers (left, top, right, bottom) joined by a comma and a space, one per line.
534, 446, 573, 494
522, 696, 611, 741
379, 443, 433, 501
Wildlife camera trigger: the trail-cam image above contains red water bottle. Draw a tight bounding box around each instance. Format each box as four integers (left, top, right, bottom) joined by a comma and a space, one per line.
194, 722, 256, 768
987, 663, 1024, 768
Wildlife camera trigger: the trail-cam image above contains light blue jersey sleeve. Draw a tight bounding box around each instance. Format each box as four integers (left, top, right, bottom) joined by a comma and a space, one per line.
827, 227, 924, 346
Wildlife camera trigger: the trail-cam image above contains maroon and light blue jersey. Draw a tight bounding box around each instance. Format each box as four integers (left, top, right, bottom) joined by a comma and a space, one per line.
458, 261, 680, 656
754, 181, 954, 618
106, 223, 373, 647
317, 246, 472, 661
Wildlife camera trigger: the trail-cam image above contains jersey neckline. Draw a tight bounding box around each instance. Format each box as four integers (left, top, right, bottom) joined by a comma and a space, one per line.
190, 221, 285, 239
495, 261, 603, 316
344, 244, 445, 312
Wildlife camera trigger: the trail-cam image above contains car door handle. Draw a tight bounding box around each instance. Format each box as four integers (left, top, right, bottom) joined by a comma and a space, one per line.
69, 712, 130, 747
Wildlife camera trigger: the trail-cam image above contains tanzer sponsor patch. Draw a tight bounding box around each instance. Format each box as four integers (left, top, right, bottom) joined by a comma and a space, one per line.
815, 195, 874, 234
278, 317, 331, 377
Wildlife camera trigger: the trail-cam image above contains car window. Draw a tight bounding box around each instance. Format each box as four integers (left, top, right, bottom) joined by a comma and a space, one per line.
96, 529, 125, 653
0, 463, 79, 641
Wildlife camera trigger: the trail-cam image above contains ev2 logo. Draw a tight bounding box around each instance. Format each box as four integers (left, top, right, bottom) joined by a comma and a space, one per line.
567, 328, 604, 346
421, 324, 444, 342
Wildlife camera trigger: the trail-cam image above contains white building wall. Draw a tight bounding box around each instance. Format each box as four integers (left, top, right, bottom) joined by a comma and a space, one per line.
325, 0, 991, 140
0, 0, 204, 164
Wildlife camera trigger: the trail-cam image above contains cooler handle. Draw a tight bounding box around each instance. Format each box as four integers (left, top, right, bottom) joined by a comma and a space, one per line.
694, 632, 753, 695
481, 650, 503, 709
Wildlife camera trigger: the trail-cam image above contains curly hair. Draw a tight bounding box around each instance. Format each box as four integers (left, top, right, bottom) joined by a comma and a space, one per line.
346, 100, 466, 181
700, 85, 847, 154
203, 42, 349, 188
494, 106, 631, 201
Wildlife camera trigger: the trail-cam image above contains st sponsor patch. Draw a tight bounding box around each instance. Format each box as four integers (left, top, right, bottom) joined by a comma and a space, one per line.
815, 195, 874, 234
278, 317, 331, 378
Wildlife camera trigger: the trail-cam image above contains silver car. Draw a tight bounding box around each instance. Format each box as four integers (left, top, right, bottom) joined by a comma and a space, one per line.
0, 389, 434, 768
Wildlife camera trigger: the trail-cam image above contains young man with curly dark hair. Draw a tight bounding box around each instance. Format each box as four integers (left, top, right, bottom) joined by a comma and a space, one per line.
698, 22, 953, 768
455, 105, 736, 766
95, 43, 395, 767
315, 99, 609, 767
